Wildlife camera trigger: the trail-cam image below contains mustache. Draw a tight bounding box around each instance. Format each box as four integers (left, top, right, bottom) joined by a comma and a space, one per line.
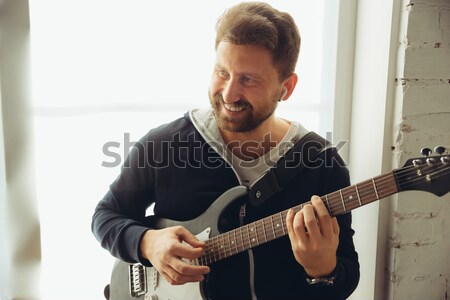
214, 94, 251, 109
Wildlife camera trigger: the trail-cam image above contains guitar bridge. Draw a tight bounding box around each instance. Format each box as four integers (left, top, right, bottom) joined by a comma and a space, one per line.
128, 263, 147, 297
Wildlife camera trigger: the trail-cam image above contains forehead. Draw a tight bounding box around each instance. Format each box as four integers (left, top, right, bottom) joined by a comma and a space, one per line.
215, 42, 278, 77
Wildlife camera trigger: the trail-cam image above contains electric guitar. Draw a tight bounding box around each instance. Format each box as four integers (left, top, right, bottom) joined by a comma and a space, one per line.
107, 151, 450, 300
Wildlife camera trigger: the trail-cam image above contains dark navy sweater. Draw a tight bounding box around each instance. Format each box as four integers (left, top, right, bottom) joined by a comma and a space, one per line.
92, 113, 360, 300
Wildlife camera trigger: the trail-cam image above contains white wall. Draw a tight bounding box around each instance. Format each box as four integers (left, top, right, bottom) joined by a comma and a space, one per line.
386, 0, 450, 299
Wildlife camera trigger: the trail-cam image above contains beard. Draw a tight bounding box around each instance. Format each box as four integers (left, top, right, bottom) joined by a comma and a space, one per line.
210, 93, 278, 133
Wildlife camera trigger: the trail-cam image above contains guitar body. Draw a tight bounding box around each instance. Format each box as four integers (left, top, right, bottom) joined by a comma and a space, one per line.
109, 186, 249, 300
110, 227, 211, 300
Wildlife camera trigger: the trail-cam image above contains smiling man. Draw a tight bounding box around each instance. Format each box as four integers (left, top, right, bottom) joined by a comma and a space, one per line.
92, 2, 360, 300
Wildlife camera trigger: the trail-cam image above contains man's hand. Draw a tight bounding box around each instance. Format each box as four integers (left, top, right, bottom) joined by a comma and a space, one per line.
286, 195, 339, 277
140, 226, 210, 285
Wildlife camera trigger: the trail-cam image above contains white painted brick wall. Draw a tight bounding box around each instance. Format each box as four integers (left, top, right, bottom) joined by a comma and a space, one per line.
389, 0, 450, 299
404, 48, 450, 78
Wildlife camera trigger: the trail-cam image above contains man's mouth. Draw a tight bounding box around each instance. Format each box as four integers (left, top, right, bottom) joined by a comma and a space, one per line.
223, 102, 246, 112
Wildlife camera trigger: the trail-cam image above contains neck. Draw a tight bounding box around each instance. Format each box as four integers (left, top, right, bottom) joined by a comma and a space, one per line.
220, 117, 291, 160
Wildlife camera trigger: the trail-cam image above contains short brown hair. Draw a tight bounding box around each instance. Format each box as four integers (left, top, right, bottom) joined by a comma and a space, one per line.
215, 2, 301, 81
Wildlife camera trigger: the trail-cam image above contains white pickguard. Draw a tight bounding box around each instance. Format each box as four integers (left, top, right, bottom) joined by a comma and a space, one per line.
145, 227, 211, 300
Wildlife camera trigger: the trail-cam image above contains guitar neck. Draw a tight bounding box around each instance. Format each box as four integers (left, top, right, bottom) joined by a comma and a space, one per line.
198, 171, 398, 266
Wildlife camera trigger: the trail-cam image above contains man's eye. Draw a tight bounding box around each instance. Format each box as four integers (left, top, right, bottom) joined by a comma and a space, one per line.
218, 70, 229, 78
241, 76, 258, 85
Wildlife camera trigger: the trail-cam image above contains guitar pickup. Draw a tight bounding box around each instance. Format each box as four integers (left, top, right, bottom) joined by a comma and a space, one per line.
128, 263, 147, 297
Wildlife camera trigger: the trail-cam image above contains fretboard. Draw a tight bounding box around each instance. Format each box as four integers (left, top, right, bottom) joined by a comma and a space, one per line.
197, 171, 397, 266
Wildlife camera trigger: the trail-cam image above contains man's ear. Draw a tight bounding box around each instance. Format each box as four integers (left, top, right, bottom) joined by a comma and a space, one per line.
282, 88, 288, 99
281, 73, 298, 101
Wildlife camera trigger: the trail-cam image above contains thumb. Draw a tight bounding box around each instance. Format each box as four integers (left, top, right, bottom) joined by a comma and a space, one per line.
177, 227, 205, 248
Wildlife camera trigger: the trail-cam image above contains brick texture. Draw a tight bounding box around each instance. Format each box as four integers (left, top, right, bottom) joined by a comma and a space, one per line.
389, 0, 450, 299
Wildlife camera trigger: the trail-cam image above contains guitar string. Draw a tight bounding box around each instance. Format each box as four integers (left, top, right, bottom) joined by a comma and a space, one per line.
398, 167, 450, 189
323, 163, 449, 212
392, 160, 448, 180
288, 162, 449, 215
388, 156, 448, 177
201, 166, 450, 264
271, 164, 448, 217
202, 167, 449, 264
201, 164, 449, 264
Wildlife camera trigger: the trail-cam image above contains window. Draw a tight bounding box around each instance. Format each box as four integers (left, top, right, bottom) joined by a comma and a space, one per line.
29, 1, 333, 298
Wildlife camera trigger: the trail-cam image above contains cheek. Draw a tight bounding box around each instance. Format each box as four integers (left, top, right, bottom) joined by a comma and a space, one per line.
210, 73, 229, 93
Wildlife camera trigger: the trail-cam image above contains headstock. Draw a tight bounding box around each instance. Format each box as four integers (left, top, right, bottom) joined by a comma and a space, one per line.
394, 146, 449, 196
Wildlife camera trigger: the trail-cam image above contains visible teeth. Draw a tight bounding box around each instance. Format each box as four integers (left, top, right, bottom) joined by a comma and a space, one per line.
224, 103, 245, 112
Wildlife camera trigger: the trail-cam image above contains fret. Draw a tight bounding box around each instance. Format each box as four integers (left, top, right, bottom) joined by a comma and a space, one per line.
270, 215, 276, 239
219, 234, 225, 259
252, 222, 259, 245
222, 235, 228, 259
217, 236, 224, 261
245, 224, 252, 247
232, 229, 238, 255
379, 173, 397, 199
238, 226, 245, 251
372, 178, 380, 199
279, 211, 286, 236
228, 231, 235, 257
223, 232, 230, 258
324, 194, 331, 211
209, 240, 215, 261
263, 217, 274, 240
198, 253, 204, 266
202, 255, 206, 266
248, 224, 258, 246
210, 239, 217, 263
207, 247, 212, 264
273, 214, 282, 237
355, 184, 362, 206
248, 223, 258, 245
341, 187, 359, 211
207, 240, 212, 263
213, 238, 219, 263
216, 238, 221, 261
203, 242, 209, 264
210, 241, 215, 264
244, 227, 250, 251
260, 219, 268, 243
339, 189, 347, 212
220, 234, 226, 259
234, 228, 240, 252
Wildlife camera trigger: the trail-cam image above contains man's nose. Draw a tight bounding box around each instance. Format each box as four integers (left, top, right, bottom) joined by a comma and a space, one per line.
222, 78, 242, 103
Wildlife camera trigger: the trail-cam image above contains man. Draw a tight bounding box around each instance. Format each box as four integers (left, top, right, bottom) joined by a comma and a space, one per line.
92, 2, 360, 299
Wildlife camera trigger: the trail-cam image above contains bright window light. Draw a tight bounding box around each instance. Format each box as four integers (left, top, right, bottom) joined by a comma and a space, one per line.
29, 1, 329, 299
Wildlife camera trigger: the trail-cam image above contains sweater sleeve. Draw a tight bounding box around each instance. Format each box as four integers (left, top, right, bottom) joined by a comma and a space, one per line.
91, 133, 155, 266
306, 148, 360, 300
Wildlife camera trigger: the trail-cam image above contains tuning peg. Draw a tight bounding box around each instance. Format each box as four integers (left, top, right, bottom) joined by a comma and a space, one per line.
434, 146, 446, 155
421, 148, 432, 156
442, 156, 449, 165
